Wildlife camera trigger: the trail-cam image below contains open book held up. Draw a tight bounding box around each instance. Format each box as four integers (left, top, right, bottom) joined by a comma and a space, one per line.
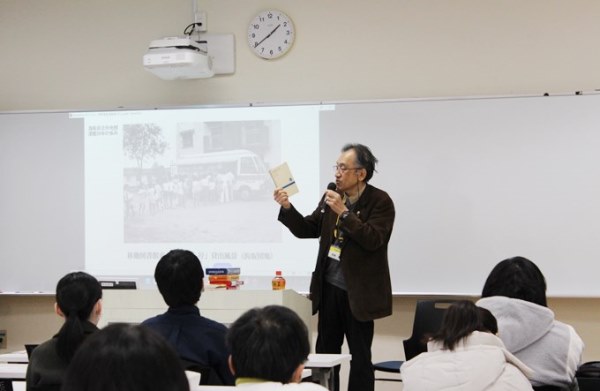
269, 162, 299, 196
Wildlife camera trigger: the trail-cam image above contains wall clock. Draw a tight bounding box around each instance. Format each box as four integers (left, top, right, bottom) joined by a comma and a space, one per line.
247, 10, 295, 60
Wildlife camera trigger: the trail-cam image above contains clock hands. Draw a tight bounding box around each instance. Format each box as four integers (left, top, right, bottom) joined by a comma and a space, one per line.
254, 24, 281, 48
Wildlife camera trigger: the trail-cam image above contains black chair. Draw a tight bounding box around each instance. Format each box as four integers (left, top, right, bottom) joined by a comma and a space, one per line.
25, 344, 38, 359
576, 360, 600, 391
578, 377, 600, 391
373, 299, 457, 382
0, 380, 13, 391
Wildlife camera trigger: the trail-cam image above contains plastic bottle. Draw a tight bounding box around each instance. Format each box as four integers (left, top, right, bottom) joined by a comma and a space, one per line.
272, 270, 286, 290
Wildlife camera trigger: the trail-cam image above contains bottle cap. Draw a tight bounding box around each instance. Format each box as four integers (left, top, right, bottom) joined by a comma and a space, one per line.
275, 270, 282, 276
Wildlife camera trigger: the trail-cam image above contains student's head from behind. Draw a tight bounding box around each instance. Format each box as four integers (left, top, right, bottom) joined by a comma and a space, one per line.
432, 300, 499, 351
54, 271, 102, 362
155, 249, 204, 307
478, 306, 498, 334
62, 323, 189, 391
481, 256, 547, 307
226, 305, 310, 384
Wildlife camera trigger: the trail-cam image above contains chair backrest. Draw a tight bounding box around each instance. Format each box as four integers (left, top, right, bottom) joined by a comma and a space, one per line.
576, 361, 600, 391
403, 300, 457, 361
25, 344, 39, 359
578, 377, 600, 391
0, 380, 14, 391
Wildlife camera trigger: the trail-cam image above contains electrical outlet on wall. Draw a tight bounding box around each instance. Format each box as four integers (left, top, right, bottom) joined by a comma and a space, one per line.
195, 11, 207, 31
0, 330, 6, 349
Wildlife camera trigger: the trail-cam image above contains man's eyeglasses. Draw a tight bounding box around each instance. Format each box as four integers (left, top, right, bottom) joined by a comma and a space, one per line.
333, 164, 363, 173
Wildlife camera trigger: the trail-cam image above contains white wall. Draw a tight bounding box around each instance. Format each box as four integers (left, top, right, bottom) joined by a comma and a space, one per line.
1, 0, 600, 111
2, 1, 600, 391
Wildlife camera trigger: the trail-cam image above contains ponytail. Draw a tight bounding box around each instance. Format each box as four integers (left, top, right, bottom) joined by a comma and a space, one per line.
430, 300, 488, 351
56, 313, 85, 362
55, 272, 102, 362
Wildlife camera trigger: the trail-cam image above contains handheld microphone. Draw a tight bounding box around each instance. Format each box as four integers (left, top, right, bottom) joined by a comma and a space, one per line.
320, 182, 337, 213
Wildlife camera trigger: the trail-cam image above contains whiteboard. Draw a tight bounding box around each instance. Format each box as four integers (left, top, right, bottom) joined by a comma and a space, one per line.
1, 94, 599, 296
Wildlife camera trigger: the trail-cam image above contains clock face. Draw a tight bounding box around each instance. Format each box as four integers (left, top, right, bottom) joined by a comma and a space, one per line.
247, 10, 295, 60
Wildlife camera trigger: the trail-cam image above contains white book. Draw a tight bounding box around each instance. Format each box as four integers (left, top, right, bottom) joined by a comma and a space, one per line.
269, 162, 299, 196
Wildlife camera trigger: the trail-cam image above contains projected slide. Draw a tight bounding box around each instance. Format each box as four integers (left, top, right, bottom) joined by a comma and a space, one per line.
78, 105, 328, 280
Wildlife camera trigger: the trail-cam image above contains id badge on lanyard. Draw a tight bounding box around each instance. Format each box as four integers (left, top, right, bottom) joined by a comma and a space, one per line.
328, 195, 348, 262
328, 219, 345, 261
328, 241, 342, 261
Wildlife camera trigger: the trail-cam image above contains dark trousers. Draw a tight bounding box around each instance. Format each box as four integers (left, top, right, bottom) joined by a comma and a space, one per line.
316, 282, 374, 391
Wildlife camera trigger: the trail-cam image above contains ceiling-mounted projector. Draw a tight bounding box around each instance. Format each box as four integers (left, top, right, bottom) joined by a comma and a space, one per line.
143, 36, 214, 80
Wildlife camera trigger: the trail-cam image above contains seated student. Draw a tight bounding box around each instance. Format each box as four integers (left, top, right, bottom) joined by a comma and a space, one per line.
26, 272, 102, 391
61, 323, 189, 391
401, 300, 534, 391
477, 256, 584, 389
141, 249, 234, 385
226, 305, 328, 390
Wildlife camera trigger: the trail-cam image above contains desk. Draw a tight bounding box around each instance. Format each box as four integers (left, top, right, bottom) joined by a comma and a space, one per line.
0, 363, 27, 379
0, 357, 331, 388
10, 381, 25, 391
0, 351, 27, 363
10, 381, 24, 391
7, 378, 240, 391
305, 353, 351, 391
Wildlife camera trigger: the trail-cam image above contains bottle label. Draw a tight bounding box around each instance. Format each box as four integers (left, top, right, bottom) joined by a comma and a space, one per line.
272, 277, 286, 290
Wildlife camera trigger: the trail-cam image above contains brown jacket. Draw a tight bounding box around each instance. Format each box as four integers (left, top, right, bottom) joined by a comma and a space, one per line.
278, 184, 394, 321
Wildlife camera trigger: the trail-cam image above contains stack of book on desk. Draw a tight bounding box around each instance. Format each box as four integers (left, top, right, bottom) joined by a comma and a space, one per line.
206, 267, 242, 289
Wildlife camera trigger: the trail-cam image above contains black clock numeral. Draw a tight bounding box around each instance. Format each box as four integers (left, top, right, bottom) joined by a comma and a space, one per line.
251, 33, 255, 38
278, 46, 282, 52
261, 47, 264, 53
253, 24, 259, 29
254, 42, 259, 48
286, 30, 290, 35
259, 17, 264, 22
270, 49, 273, 55
283, 22, 288, 27
267, 13, 273, 18
284, 39, 288, 44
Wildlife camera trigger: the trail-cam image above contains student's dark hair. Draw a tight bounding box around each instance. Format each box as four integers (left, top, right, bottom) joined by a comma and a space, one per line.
481, 256, 547, 307
226, 305, 310, 384
341, 143, 378, 182
55, 271, 102, 362
155, 249, 204, 307
62, 323, 188, 391
431, 300, 497, 351
478, 307, 498, 334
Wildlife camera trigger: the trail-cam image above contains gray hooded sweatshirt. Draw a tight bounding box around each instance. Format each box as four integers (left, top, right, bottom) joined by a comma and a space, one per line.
477, 296, 583, 388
